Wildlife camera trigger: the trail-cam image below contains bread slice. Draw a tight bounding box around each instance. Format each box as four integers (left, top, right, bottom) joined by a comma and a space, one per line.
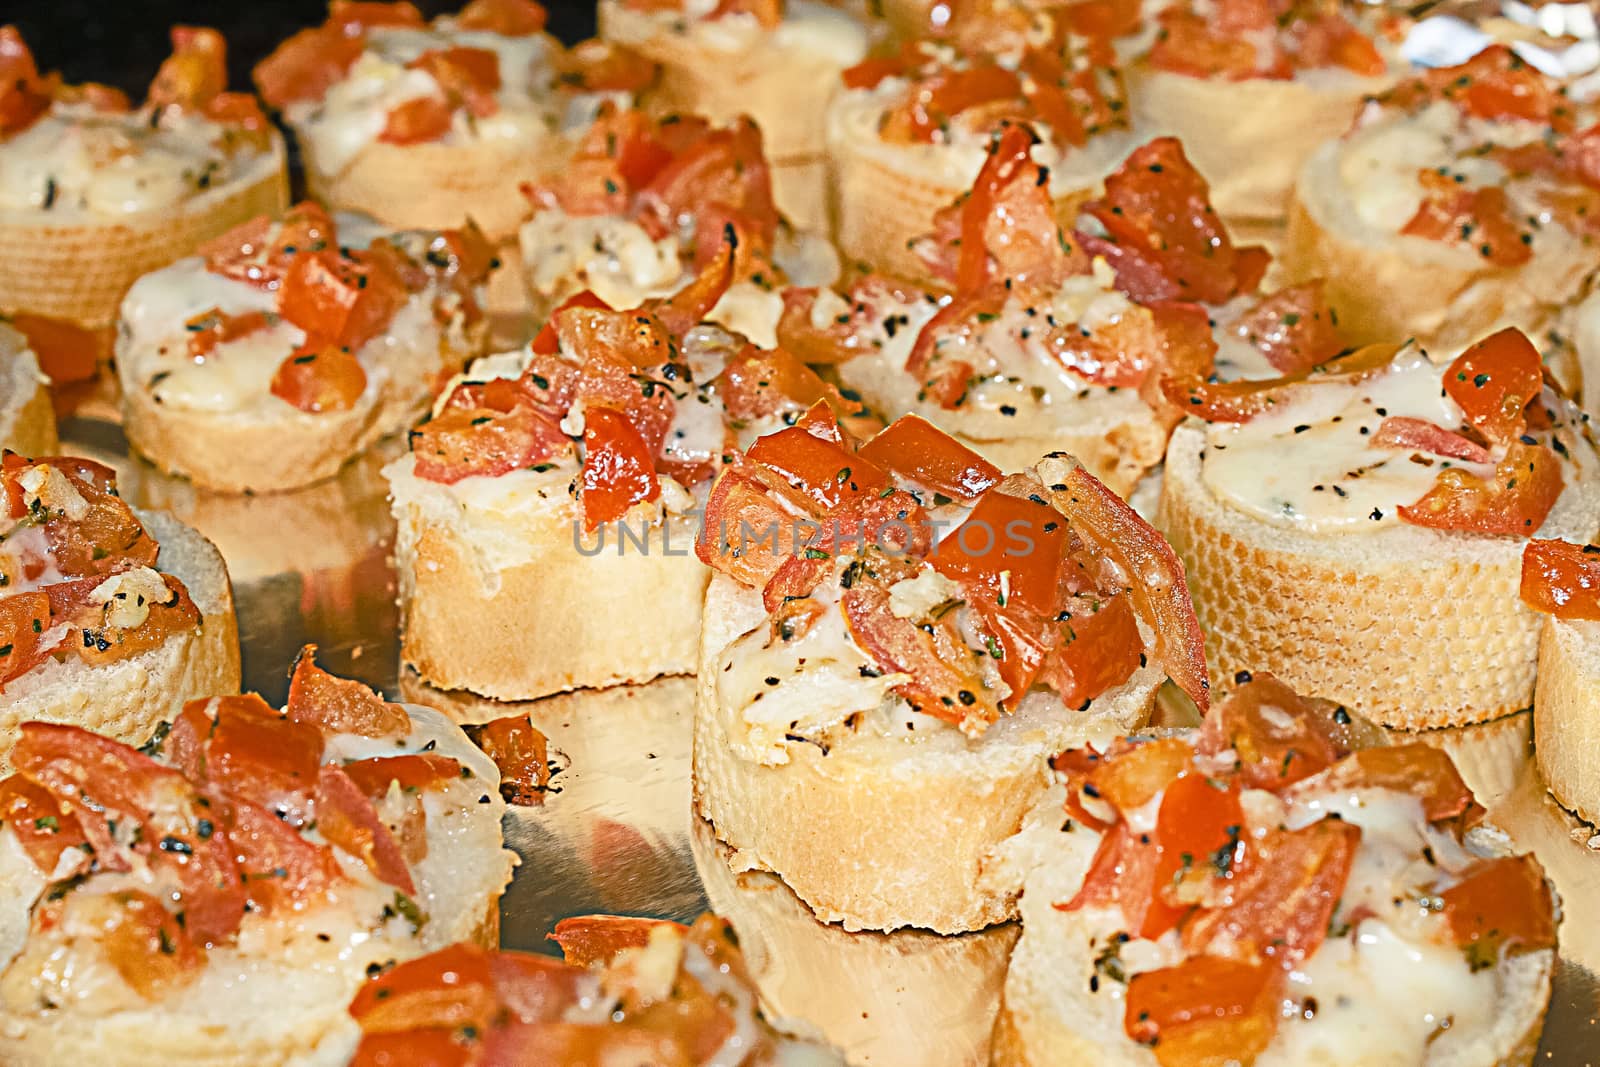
388, 453, 707, 702
991, 788, 1553, 1067
0, 136, 287, 330
116, 267, 490, 495
692, 814, 1019, 1066
693, 572, 1161, 935
597, 0, 871, 170
1533, 617, 1600, 825
0, 507, 240, 772
0, 326, 57, 457
1285, 138, 1596, 352
0, 701, 513, 1067
825, 102, 1135, 286
1159, 421, 1600, 728
1126, 62, 1385, 224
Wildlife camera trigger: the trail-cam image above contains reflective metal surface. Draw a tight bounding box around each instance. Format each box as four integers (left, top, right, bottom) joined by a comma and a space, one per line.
55, 408, 1600, 1066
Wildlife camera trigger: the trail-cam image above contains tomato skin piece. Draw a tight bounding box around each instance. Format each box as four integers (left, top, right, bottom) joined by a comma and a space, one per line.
0, 772, 89, 877
696, 464, 819, 587
0, 591, 52, 689
203, 692, 325, 825
1289, 745, 1481, 825
1124, 955, 1278, 1067
350, 941, 499, 1034
1442, 327, 1543, 446
550, 914, 678, 966
745, 427, 889, 512
857, 415, 1000, 502
880, 64, 1023, 145
1058, 820, 1169, 930
714, 344, 863, 425
932, 488, 1067, 620
1227, 282, 1343, 375
411, 402, 570, 485
648, 231, 735, 338
580, 406, 661, 531
1521, 538, 1600, 620
1401, 172, 1532, 268
314, 764, 417, 893
343, 754, 463, 796
1398, 441, 1564, 536
1197, 672, 1346, 790
227, 795, 344, 915
279, 247, 406, 353
1439, 854, 1556, 968
1085, 736, 1192, 813
271, 347, 369, 414
1369, 416, 1490, 463
463, 715, 550, 805
287, 644, 412, 737
379, 95, 454, 144
1038, 593, 1145, 710
408, 47, 501, 119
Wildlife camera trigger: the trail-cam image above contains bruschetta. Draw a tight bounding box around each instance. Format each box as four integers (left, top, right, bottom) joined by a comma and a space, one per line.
254, 0, 656, 242
116, 201, 494, 494
597, 0, 875, 230
994, 672, 1556, 1066
328, 913, 842, 1064
781, 125, 1344, 495
0, 27, 288, 335
826, 20, 1139, 285
0, 648, 515, 1066
1521, 538, 1600, 826
518, 104, 840, 337
1285, 44, 1599, 352
0, 325, 56, 457
0, 453, 239, 765
387, 246, 869, 701
694, 415, 1209, 933
1158, 325, 1600, 728
1126, 0, 1401, 223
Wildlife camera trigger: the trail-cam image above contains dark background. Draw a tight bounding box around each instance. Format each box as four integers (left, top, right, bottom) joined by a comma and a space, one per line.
11, 1, 598, 96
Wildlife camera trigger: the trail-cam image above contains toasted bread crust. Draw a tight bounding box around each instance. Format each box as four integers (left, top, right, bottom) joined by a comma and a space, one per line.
391, 483, 707, 701
1158, 422, 1600, 728
1127, 62, 1384, 223
1534, 618, 1600, 826
0, 509, 240, 773
0, 138, 287, 330
1284, 139, 1595, 352
693, 573, 1158, 934
118, 313, 486, 495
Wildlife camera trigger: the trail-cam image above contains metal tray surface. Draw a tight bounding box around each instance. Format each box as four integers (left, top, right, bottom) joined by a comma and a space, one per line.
55, 410, 1600, 1066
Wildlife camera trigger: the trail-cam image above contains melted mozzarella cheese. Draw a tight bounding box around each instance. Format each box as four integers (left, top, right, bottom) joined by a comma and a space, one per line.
1200, 352, 1496, 531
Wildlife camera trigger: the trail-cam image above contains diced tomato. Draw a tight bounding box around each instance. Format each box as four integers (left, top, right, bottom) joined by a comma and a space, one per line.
314, 764, 416, 893
0, 27, 54, 136
1439, 855, 1556, 969
1291, 744, 1480, 824
709, 0, 781, 27
0, 591, 52, 689
186, 307, 271, 359
880, 63, 1023, 144
463, 715, 549, 805
1085, 736, 1192, 812
556, 39, 658, 94
903, 290, 1000, 407
411, 402, 569, 484
1228, 283, 1343, 375
1370, 417, 1491, 463
271, 347, 368, 414
227, 796, 343, 914
1080, 136, 1267, 304
350, 942, 499, 1034
1197, 672, 1347, 790
524, 105, 682, 215
1056, 465, 1210, 711
343, 754, 463, 797
54, 81, 130, 112
378, 94, 453, 145
932, 487, 1067, 619
550, 914, 677, 966
697, 464, 821, 587
530, 290, 610, 356
580, 406, 660, 531
1161, 340, 1404, 423
649, 230, 735, 338
455, 0, 548, 35
147, 26, 226, 112
253, 24, 365, 109
841, 51, 910, 91
794, 398, 845, 444
1184, 818, 1361, 969
774, 284, 883, 366
203, 90, 272, 134
0, 772, 88, 877
330, 1, 424, 30
857, 415, 999, 502
1124, 955, 1279, 1067
1039, 592, 1145, 709
286, 644, 411, 737
5, 313, 104, 384
635, 118, 777, 256
410, 47, 500, 121
1058, 820, 1167, 929
1442, 327, 1543, 446
202, 692, 324, 824
1149, 9, 1271, 80
1296, 11, 1386, 77
746, 427, 888, 512
1522, 538, 1600, 620
1419, 45, 1569, 128
279, 246, 407, 352
714, 344, 861, 425
1151, 772, 1245, 926
1399, 441, 1564, 536
1401, 171, 1531, 268
557, 305, 674, 372
90, 890, 208, 1000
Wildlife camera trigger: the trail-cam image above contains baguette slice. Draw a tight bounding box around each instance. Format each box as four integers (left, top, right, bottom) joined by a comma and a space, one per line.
1285, 134, 1595, 353
692, 814, 1018, 1067
1160, 420, 1600, 728
0, 137, 287, 330
0, 696, 512, 1067
1127, 61, 1385, 224
0, 326, 56, 457
1534, 617, 1600, 825
388, 453, 707, 701
0, 508, 239, 772
694, 572, 1162, 935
